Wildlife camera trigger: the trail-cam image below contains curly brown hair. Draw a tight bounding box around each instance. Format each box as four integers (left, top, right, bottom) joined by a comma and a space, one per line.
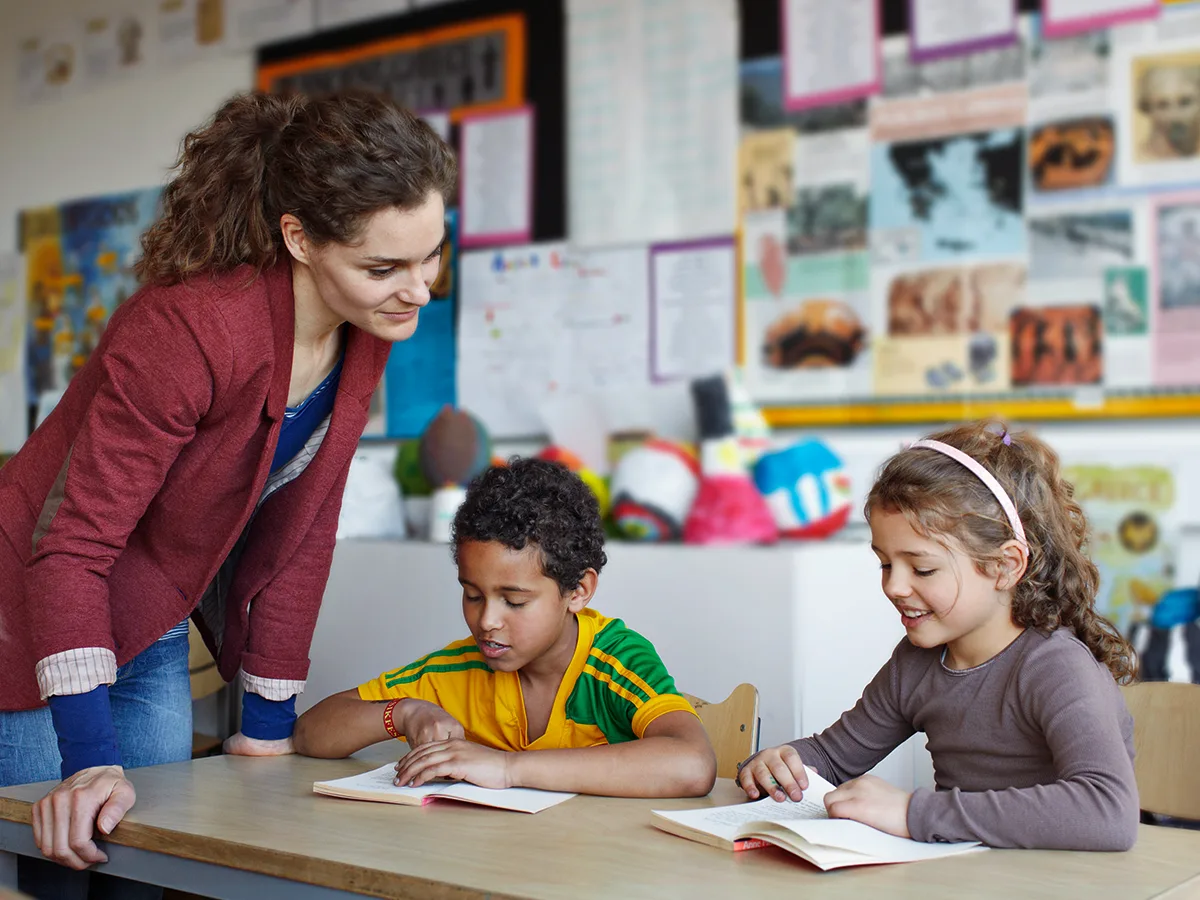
135, 90, 457, 286
867, 420, 1136, 683
452, 458, 608, 595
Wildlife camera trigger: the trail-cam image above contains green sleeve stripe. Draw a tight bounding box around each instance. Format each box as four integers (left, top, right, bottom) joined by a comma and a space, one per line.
384, 660, 491, 687
582, 656, 651, 705
381, 642, 481, 681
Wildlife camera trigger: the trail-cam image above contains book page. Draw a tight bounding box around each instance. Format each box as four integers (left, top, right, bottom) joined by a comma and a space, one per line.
314, 763, 576, 813
433, 783, 577, 814
653, 790, 830, 844
769, 818, 984, 864
313, 763, 441, 803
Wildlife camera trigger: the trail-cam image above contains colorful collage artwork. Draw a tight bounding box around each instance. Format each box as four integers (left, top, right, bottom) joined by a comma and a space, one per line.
740, 8, 1200, 413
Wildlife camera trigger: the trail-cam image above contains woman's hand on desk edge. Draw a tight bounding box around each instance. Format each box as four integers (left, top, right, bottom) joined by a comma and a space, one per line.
223, 733, 296, 756
31, 764, 134, 870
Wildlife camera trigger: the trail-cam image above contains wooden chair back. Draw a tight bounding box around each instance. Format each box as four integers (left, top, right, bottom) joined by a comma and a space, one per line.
681, 683, 760, 779
1120, 681, 1200, 820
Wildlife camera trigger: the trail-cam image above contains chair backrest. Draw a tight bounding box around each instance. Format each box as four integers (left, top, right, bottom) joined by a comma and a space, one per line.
680, 683, 760, 779
1120, 681, 1200, 820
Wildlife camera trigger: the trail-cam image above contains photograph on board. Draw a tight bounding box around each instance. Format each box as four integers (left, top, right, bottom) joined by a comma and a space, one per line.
740, 56, 867, 133
1026, 14, 1111, 99
1010, 304, 1103, 386
1028, 209, 1134, 278
1157, 199, 1200, 309
884, 262, 1024, 336
1028, 116, 1116, 194
787, 183, 867, 255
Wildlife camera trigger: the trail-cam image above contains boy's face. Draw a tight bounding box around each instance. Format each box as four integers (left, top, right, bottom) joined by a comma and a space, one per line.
457, 540, 588, 674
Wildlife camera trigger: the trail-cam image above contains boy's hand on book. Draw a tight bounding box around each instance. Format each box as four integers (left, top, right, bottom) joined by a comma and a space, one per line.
736, 744, 809, 802
398, 699, 466, 747
824, 774, 912, 839
393, 739, 511, 790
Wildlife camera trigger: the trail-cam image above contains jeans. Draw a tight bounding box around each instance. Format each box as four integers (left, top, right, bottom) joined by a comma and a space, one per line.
0, 633, 193, 900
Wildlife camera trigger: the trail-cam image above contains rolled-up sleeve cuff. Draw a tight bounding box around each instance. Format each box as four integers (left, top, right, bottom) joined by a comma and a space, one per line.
240, 669, 305, 701
36, 648, 117, 699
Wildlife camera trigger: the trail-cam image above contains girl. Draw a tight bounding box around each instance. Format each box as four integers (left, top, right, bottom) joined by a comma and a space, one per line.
0, 90, 455, 896
737, 421, 1139, 851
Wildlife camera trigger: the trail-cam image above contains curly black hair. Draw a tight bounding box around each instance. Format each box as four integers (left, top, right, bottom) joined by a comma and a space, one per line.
451, 457, 608, 594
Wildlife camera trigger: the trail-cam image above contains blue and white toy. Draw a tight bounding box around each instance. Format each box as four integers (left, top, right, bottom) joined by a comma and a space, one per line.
753, 439, 852, 539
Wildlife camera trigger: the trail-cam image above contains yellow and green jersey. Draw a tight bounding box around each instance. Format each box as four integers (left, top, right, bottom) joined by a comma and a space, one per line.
357, 608, 696, 750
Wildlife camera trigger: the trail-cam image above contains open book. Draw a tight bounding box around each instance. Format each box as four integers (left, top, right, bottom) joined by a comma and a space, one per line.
652, 768, 984, 871
313, 762, 576, 814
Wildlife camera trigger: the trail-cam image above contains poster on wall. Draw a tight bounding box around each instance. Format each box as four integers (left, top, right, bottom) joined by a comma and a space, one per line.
0, 255, 26, 454
1063, 463, 1177, 637
19, 188, 162, 425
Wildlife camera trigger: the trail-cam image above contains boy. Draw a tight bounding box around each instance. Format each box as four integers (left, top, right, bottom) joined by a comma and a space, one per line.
294, 457, 717, 798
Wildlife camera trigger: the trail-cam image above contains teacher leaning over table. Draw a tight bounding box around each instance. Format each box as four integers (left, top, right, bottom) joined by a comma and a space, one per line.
0, 89, 455, 899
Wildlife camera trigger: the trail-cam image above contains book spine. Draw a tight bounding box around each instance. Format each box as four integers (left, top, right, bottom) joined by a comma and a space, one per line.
732, 838, 772, 851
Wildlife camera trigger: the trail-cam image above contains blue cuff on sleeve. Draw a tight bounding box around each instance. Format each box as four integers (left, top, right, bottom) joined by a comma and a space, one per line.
47, 686, 123, 779
240, 692, 297, 741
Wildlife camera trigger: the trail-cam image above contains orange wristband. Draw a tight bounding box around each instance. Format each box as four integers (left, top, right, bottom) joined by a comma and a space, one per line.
382, 699, 403, 740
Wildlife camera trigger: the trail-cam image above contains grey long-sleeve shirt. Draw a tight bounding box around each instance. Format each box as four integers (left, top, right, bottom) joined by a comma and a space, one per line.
789, 627, 1139, 850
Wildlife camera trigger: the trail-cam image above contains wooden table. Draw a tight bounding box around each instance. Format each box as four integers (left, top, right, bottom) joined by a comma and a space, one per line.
2, 756, 1200, 900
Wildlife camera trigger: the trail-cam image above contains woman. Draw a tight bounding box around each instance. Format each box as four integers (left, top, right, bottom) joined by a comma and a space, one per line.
0, 90, 455, 896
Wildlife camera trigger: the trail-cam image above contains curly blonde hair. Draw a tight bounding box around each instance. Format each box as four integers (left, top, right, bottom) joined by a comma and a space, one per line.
867, 420, 1135, 683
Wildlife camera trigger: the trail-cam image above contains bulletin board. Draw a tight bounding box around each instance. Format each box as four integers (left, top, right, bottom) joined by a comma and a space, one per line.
738, 0, 1200, 427
256, 0, 565, 242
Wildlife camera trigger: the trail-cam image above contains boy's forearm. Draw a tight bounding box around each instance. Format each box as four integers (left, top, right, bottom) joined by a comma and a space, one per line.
293, 694, 395, 758
507, 735, 716, 798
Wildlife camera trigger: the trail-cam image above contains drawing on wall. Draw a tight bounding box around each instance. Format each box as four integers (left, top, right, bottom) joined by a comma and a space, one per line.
787, 183, 867, 255
1028, 116, 1116, 193
1027, 15, 1110, 98
761, 298, 867, 369
1010, 304, 1103, 386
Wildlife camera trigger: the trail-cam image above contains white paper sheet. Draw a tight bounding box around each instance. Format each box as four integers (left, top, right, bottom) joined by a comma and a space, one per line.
315, 763, 576, 813
156, 0, 227, 64
226, 0, 314, 50
457, 244, 651, 439
910, 0, 1017, 58
80, 4, 156, 87
459, 107, 534, 247
566, 0, 738, 247
650, 240, 737, 382
315, 0, 411, 30
782, 0, 880, 109
16, 26, 83, 105
0, 254, 26, 455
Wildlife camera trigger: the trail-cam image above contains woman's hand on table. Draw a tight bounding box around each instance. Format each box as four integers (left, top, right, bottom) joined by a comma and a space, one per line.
31, 764, 135, 870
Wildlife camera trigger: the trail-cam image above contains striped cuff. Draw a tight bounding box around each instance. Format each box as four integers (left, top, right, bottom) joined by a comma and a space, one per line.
240, 670, 305, 701
36, 648, 118, 700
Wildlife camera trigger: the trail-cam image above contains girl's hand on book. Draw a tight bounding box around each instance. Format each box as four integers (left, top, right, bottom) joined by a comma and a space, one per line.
393, 739, 511, 790
399, 699, 466, 748
824, 774, 912, 839
736, 744, 809, 802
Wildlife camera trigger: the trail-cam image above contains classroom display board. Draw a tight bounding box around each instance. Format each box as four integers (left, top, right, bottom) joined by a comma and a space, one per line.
739, 0, 1200, 426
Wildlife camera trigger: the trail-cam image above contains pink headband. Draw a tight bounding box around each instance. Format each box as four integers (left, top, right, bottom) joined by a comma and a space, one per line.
909, 439, 1028, 548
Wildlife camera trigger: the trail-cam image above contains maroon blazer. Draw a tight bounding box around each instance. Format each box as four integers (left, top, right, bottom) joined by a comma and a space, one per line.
0, 259, 390, 710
